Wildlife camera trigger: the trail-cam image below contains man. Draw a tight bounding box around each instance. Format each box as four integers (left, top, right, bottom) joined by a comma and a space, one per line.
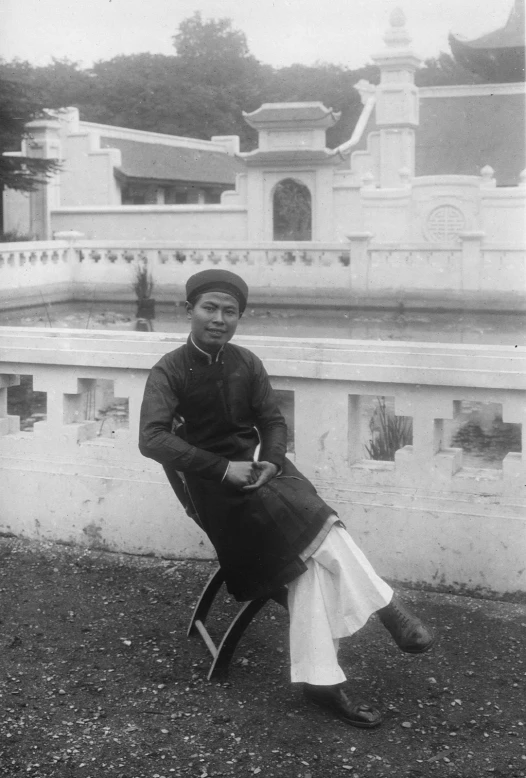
139, 269, 435, 729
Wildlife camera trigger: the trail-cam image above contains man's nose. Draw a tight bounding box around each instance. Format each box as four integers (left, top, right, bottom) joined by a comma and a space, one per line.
212, 309, 225, 324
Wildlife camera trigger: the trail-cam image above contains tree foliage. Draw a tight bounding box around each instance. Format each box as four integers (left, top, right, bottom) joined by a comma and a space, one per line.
0, 64, 61, 192
415, 52, 483, 87
1, 11, 518, 164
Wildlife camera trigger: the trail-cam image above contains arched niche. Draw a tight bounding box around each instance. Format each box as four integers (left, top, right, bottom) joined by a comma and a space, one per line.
272, 178, 312, 241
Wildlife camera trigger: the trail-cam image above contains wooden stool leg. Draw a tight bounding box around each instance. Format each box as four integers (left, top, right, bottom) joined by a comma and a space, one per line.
207, 597, 270, 680
187, 566, 225, 638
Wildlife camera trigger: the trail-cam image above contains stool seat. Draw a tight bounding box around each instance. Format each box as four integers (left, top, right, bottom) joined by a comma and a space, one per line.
187, 566, 288, 680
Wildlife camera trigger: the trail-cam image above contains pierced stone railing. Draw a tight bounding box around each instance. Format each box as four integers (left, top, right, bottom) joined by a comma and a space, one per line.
1, 327, 524, 596
73, 243, 351, 269
1, 235, 524, 309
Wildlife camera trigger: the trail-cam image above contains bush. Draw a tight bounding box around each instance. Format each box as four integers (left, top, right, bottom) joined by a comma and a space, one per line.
452, 419, 521, 461
0, 229, 35, 242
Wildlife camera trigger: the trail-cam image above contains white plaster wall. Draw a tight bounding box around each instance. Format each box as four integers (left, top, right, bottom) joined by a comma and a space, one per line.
2, 189, 31, 236
50, 207, 248, 241
60, 134, 122, 206
481, 190, 526, 244
361, 190, 412, 243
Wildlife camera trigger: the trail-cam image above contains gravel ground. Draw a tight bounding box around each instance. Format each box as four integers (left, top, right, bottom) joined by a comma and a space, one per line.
0, 536, 525, 778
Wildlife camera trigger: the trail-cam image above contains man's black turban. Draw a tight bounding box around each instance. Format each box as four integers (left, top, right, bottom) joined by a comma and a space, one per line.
185, 269, 249, 314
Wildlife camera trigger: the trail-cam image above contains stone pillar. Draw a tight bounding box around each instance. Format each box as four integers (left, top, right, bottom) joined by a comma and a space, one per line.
347, 232, 373, 291
25, 119, 62, 239
459, 231, 485, 291
371, 9, 421, 188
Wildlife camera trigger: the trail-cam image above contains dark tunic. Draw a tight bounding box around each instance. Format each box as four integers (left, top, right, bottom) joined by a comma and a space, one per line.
139, 337, 334, 601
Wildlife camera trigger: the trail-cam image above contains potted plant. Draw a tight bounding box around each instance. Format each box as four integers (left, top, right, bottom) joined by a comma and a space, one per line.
133, 262, 156, 320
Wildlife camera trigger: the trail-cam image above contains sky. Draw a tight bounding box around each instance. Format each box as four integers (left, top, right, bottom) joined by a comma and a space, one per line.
0, 0, 514, 71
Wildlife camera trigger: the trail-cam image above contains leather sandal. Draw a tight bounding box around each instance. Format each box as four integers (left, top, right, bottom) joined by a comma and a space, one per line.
303, 683, 383, 728
377, 596, 435, 654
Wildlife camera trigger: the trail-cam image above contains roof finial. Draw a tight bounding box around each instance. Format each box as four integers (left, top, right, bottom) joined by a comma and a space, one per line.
390, 7, 406, 28
384, 6, 411, 48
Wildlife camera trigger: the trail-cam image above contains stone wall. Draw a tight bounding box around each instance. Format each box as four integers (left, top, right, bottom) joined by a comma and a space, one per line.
1, 328, 524, 596
1, 237, 524, 311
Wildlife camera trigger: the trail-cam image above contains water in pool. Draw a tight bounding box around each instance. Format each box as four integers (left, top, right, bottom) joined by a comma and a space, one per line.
1, 300, 524, 346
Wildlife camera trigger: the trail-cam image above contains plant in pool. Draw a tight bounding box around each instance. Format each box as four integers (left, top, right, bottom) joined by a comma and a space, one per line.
132, 262, 155, 319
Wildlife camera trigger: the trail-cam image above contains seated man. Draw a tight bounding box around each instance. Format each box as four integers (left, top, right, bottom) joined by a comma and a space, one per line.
139, 269, 435, 729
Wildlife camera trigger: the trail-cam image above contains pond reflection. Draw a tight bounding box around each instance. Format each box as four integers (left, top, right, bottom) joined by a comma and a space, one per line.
1, 300, 525, 346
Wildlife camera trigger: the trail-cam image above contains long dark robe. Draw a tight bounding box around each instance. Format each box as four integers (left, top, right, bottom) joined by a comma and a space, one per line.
139, 337, 334, 601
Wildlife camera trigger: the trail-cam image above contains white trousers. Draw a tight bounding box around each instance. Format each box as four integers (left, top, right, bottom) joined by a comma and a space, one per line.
287, 523, 393, 685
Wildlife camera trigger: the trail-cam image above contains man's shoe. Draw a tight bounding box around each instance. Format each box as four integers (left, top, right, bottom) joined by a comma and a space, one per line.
377, 596, 435, 654
303, 683, 382, 728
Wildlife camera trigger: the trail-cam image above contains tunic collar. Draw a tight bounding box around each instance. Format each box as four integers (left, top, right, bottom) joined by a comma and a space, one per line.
188, 335, 225, 365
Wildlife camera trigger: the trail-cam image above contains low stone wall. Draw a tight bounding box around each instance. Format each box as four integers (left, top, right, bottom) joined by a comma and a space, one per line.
1, 328, 524, 597
51, 205, 248, 242
1, 236, 525, 312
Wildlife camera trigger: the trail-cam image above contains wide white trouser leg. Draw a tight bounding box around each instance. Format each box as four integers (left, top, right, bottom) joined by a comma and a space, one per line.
287, 523, 393, 685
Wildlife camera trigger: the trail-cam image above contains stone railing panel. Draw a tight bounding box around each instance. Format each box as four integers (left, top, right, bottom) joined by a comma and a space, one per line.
1, 328, 524, 595
367, 246, 463, 291
0, 241, 71, 289
480, 247, 526, 293
2, 238, 524, 309
0, 374, 21, 435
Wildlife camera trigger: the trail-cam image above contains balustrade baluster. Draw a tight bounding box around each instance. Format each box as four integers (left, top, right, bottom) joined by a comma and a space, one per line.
32, 373, 97, 443
0, 375, 21, 435
394, 390, 460, 485
502, 396, 526, 495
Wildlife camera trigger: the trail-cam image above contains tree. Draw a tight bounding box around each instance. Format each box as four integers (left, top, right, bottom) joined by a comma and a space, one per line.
172, 12, 267, 147
173, 12, 253, 76
0, 65, 60, 193
6, 12, 509, 164
416, 52, 483, 87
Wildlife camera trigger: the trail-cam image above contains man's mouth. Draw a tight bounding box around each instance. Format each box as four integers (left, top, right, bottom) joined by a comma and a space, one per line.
207, 329, 226, 335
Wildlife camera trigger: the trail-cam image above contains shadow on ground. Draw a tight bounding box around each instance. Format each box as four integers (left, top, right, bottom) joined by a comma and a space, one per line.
0, 537, 525, 778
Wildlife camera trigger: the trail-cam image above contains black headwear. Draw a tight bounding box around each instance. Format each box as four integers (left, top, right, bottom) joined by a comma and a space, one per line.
185, 269, 249, 314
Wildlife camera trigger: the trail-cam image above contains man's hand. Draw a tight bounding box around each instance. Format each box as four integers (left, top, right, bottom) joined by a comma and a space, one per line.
224, 461, 258, 490
242, 461, 278, 492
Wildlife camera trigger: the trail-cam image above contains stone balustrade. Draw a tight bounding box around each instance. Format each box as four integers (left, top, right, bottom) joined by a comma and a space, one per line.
1, 236, 524, 310
1, 327, 524, 596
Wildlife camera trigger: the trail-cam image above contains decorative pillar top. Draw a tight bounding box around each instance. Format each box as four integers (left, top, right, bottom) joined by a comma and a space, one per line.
371, 8, 421, 130
24, 119, 62, 159
383, 8, 411, 48
372, 7, 421, 75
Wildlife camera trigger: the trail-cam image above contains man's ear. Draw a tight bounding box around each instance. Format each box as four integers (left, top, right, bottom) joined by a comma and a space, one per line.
185, 301, 193, 319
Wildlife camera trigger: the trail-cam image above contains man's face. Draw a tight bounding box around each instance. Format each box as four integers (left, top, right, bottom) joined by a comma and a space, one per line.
186, 291, 240, 353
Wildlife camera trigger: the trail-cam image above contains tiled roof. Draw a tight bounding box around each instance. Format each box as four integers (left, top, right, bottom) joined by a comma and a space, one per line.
100, 137, 245, 185
416, 91, 525, 185
242, 148, 339, 167
450, 0, 525, 49
346, 88, 525, 186
243, 102, 340, 128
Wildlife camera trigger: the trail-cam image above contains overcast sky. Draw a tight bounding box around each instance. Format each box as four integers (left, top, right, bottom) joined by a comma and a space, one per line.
1, 0, 513, 70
